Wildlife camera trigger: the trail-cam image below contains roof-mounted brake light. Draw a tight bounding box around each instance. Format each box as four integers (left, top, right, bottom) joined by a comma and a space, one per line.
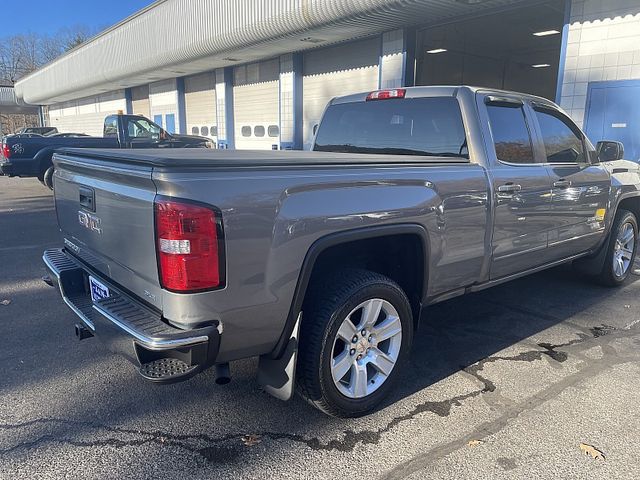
366, 89, 406, 101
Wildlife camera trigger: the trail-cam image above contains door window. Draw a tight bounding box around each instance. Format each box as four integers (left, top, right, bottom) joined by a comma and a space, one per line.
534, 108, 585, 163
127, 118, 161, 139
486, 105, 535, 164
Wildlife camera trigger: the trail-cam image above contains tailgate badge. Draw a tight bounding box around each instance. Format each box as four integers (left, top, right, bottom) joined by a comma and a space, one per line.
78, 211, 102, 234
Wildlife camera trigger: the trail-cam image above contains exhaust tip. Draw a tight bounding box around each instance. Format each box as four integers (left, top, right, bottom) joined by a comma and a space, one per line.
215, 363, 231, 385
74, 323, 94, 341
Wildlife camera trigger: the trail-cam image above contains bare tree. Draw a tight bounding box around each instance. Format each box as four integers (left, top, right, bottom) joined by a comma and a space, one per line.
0, 25, 97, 84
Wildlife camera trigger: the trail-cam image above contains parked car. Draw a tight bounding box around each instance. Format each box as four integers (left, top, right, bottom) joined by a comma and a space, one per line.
43, 86, 639, 417
0, 114, 213, 188
16, 126, 58, 136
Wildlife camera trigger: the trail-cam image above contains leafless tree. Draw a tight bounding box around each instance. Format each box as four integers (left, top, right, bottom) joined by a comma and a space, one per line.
0, 25, 97, 84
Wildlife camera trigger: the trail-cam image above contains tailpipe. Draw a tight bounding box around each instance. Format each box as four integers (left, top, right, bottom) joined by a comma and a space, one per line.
215, 363, 231, 385
74, 323, 94, 341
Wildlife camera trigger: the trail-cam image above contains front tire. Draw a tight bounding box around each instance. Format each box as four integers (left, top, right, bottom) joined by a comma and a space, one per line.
597, 209, 638, 286
297, 269, 413, 417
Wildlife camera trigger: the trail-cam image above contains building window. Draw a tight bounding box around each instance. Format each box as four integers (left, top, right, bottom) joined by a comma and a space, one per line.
191, 126, 200, 135
201, 126, 209, 136
254, 126, 265, 137
211, 126, 217, 137
241, 126, 251, 137
268, 125, 279, 137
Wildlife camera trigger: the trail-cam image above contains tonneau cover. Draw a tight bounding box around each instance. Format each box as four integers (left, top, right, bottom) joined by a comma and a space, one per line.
55, 148, 469, 169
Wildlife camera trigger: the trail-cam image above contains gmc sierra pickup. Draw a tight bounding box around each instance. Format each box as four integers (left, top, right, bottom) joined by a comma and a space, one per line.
43, 86, 639, 417
1, 114, 212, 189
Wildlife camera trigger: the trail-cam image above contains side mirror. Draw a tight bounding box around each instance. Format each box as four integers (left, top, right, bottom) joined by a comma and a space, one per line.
159, 130, 169, 141
312, 124, 318, 136
596, 140, 625, 162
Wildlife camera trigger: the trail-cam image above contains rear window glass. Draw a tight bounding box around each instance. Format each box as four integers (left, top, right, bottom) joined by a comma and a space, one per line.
314, 97, 468, 158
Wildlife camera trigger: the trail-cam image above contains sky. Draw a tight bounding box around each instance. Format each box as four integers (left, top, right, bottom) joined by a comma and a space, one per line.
1, 0, 155, 37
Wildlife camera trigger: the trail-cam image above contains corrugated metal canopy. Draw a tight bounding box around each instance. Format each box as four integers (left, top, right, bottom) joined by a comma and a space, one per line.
15, 0, 528, 105
0, 86, 40, 114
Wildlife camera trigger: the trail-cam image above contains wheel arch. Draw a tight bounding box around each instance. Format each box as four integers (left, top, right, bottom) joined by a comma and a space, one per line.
269, 224, 430, 359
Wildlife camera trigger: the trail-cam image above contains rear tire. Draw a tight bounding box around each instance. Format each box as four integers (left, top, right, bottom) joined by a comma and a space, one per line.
297, 269, 413, 417
42, 166, 54, 190
597, 209, 638, 286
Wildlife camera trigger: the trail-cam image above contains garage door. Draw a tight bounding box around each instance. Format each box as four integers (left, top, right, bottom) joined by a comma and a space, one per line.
234, 59, 280, 150
48, 90, 127, 136
131, 85, 150, 118
185, 72, 217, 141
303, 38, 380, 149
150, 79, 178, 133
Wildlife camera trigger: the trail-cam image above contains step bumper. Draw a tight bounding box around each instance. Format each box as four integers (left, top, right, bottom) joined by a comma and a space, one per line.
43, 248, 220, 382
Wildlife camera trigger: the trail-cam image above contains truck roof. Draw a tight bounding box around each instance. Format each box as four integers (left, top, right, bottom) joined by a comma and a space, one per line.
329, 85, 556, 108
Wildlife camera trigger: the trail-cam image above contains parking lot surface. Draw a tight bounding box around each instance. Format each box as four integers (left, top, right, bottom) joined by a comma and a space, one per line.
1, 176, 640, 479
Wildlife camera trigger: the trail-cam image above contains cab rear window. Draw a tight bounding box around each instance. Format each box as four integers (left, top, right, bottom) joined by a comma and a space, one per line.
314, 97, 468, 158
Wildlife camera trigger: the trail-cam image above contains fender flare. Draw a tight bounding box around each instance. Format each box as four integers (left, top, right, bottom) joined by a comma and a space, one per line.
34, 147, 57, 176
574, 192, 640, 275
268, 223, 430, 359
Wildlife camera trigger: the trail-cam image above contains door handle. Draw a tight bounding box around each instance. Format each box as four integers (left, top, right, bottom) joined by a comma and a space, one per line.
553, 179, 571, 188
497, 183, 522, 193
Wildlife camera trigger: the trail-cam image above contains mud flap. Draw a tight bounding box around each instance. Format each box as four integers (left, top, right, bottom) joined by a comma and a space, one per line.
257, 313, 301, 401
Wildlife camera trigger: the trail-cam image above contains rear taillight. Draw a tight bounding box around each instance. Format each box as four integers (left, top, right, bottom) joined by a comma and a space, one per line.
1, 143, 10, 159
366, 89, 406, 101
154, 197, 224, 292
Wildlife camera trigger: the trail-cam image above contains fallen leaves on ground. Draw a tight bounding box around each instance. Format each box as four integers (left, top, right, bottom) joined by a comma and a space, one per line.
1, 299, 11, 306
467, 440, 484, 447
579, 443, 605, 460
242, 434, 262, 447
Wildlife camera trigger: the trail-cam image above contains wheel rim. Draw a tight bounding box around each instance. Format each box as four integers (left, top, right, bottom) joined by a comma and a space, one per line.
613, 221, 635, 278
330, 298, 402, 399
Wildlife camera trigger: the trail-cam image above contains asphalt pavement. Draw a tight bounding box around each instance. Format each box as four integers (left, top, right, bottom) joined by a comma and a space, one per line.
1, 176, 639, 479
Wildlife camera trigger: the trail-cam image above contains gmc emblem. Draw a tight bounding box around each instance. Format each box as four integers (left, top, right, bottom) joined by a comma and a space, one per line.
78, 211, 102, 234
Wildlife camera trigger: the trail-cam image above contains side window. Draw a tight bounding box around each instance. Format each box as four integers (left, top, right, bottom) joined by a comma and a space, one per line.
254, 126, 265, 137
486, 105, 535, 164
191, 126, 200, 135
201, 126, 209, 136
241, 126, 251, 137
104, 117, 118, 137
534, 108, 585, 163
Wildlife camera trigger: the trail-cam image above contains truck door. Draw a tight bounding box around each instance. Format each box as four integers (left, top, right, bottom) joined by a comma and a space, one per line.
480, 95, 553, 279
530, 105, 610, 260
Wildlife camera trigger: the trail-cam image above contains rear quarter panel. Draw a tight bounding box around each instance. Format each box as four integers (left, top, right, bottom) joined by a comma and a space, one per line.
153, 163, 489, 361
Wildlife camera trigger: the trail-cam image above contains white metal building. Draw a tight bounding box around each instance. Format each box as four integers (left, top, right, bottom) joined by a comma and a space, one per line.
13, 0, 640, 158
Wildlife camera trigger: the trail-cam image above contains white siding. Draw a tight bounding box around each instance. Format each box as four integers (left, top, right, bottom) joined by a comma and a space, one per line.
233, 59, 280, 150
184, 72, 217, 139
131, 85, 150, 117
149, 79, 179, 132
560, 0, 640, 128
303, 37, 380, 148
48, 90, 126, 136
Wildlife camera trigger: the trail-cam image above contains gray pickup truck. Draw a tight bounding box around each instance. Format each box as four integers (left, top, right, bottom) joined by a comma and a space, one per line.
43, 86, 640, 417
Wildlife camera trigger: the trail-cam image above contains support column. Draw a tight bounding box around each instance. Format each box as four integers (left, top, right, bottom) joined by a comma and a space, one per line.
215, 67, 235, 149
124, 88, 133, 115
279, 53, 303, 150
176, 77, 187, 134
379, 28, 417, 89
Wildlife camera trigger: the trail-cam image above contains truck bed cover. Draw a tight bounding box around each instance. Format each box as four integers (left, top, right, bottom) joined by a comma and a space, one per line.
55, 148, 469, 169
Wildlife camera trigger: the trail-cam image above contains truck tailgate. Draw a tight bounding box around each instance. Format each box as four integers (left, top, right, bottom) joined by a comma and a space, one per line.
53, 152, 162, 310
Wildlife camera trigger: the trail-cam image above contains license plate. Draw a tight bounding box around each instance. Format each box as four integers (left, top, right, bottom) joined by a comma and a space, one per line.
89, 275, 110, 303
